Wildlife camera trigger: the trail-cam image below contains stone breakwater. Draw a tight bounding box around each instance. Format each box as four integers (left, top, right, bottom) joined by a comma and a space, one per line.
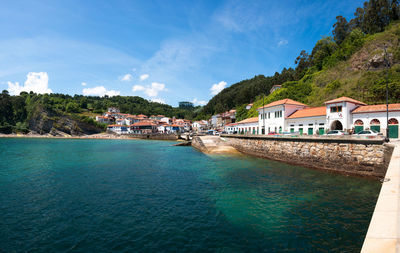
220, 135, 394, 178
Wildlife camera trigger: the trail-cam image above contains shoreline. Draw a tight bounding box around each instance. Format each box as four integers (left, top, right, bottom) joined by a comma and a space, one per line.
0, 133, 170, 141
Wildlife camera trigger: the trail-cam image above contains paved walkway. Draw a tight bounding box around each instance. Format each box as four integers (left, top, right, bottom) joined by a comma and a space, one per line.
362, 140, 400, 252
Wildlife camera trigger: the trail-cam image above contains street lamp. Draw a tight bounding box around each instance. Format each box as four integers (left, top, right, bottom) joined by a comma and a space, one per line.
384, 47, 390, 142
262, 94, 265, 135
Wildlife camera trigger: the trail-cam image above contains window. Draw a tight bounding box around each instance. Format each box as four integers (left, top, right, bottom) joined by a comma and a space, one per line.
309, 123, 313, 126
268, 112, 270, 119
330, 106, 342, 113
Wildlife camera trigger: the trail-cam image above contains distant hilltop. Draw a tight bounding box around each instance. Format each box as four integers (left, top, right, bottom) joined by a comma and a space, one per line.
0, 92, 201, 136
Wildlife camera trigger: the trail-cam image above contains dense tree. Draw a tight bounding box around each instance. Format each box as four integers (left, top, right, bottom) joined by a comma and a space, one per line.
333, 16, 349, 44
310, 37, 338, 70
294, 50, 311, 80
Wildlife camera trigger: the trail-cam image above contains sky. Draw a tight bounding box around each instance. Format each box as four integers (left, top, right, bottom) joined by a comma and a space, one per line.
0, 0, 365, 106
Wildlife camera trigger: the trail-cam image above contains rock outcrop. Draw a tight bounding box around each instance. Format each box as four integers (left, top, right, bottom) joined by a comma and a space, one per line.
28, 105, 103, 136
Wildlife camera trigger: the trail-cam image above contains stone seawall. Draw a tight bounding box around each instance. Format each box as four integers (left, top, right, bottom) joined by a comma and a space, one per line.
128, 133, 179, 140
221, 135, 394, 177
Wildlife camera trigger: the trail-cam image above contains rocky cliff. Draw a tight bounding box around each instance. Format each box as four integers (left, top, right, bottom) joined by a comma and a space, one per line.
28, 105, 103, 136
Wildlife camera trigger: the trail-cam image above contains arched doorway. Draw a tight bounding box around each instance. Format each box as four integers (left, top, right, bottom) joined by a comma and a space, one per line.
354, 119, 364, 134
389, 118, 399, 138
370, 119, 380, 132
330, 120, 343, 130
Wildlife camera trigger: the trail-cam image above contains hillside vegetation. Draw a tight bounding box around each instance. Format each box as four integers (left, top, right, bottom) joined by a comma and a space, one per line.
200, 0, 400, 121
0, 92, 200, 134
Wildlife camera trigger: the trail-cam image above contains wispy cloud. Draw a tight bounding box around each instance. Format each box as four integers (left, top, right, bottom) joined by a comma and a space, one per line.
120, 74, 133, 82
210, 81, 227, 95
7, 72, 52, 95
277, 39, 288, 47
140, 74, 149, 81
82, 86, 120, 97
150, 98, 165, 104
132, 82, 166, 97
81, 82, 87, 86
192, 98, 207, 106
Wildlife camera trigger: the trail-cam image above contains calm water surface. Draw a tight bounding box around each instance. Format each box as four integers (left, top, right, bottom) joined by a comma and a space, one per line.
0, 138, 380, 252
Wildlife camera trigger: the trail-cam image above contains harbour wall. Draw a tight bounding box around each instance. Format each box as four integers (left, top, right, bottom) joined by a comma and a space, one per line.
220, 134, 394, 177
128, 133, 179, 140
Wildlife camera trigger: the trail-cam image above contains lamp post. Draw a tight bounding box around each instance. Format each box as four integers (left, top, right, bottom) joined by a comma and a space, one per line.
262, 94, 265, 135
384, 47, 390, 142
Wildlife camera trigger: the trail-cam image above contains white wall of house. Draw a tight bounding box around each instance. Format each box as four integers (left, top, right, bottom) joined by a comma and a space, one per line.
238, 122, 259, 134
225, 125, 238, 134
286, 116, 326, 135
351, 111, 400, 133
326, 101, 360, 131
258, 104, 306, 134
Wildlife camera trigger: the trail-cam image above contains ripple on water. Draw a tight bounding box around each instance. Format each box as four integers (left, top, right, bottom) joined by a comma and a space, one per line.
0, 138, 380, 252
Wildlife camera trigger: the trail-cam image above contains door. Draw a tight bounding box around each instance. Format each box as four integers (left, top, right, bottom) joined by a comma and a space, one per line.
354, 125, 363, 134
389, 125, 398, 138
371, 125, 380, 132
299, 128, 303, 135
290, 128, 294, 133
308, 128, 313, 135
319, 128, 324, 135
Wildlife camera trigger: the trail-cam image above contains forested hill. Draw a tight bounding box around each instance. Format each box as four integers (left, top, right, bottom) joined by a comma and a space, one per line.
199, 0, 400, 121
0, 92, 200, 134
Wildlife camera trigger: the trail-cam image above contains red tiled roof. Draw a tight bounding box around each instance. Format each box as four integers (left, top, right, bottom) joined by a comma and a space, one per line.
237, 117, 259, 124
352, 104, 400, 113
258, 98, 307, 109
287, 106, 326, 119
131, 121, 156, 126
225, 123, 238, 126
324, 96, 366, 105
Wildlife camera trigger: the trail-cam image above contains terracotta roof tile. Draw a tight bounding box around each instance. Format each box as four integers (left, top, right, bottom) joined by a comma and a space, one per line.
352, 104, 400, 113
287, 106, 326, 119
237, 117, 259, 124
325, 96, 366, 105
258, 98, 307, 109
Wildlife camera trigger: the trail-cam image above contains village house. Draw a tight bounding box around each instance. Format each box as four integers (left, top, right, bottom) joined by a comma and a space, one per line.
130, 121, 157, 134
224, 123, 238, 134
256, 97, 399, 138
237, 117, 259, 135
192, 120, 208, 132
107, 124, 129, 134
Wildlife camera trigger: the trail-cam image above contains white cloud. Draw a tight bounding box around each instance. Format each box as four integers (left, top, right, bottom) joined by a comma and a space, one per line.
192, 98, 207, 106
7, 72, 52, 95
120, 74, 133, 82
140, 74, 149, 81
210, 81, 227, 95
277, 39, 288, 47
132, 82, 166, 97
82, 86, 120, 97
81, 82, 87, 86
151, 98, 166, 104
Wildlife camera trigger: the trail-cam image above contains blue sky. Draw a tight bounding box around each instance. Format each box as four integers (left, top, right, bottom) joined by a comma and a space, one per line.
0, 0, 364, 106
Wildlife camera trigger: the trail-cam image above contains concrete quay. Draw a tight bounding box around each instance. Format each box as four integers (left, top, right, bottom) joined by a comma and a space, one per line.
362, 141, 400, 253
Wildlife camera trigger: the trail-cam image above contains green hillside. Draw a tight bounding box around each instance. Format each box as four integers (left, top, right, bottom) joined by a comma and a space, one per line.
200, 0, 400, 121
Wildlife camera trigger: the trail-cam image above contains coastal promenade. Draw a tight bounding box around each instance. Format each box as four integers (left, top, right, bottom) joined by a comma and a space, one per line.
362, 141, 400, 253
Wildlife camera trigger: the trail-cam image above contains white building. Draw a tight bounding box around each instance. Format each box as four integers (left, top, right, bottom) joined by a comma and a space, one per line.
324, 97, 366, 133
257, 99, 307, 134
107, 125, 130, 134
351, 104, 400, 137
237, 117, 259, 135
286, 107, 326, 135
224, 123, 238, 134
192, 121, 208, 132
255, 96, 399, 138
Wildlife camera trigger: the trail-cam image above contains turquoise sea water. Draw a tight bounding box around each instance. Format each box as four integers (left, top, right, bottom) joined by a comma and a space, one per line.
0, 138, 380, 252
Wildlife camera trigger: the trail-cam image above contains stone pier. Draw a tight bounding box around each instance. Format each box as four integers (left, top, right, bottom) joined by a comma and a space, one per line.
362, 141, 400, 252
219, 134, 394, 177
